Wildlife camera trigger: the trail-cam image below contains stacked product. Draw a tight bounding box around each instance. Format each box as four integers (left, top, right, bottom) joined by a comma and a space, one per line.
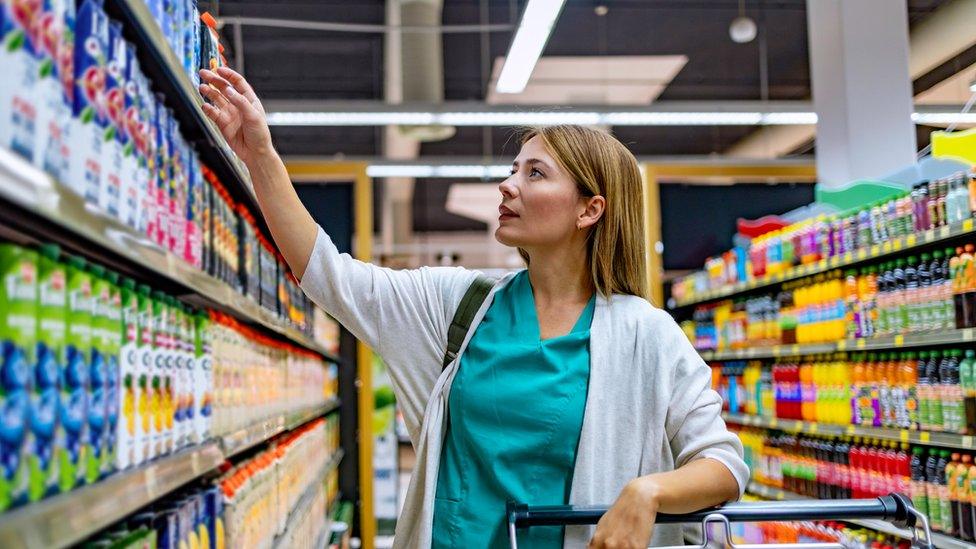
672, 172, 976, 304
736, 426, 976, 539
736, 519, 913, 549
685, 245, 976, 351
713, 350, 976, 433
0, 241, 334, 515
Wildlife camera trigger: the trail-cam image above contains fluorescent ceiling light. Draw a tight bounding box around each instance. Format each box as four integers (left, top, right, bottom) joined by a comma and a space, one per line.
366, 164, 511, 179
761, 112, 819, 125
911, 112, 976, 125
495, 0, 567, 94
438, 111, 602, 126
604, 112, 764, 125
265, 111, 436, 126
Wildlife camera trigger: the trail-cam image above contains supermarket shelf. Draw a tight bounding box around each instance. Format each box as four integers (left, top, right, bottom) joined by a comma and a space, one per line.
673, 218, 976, 309
274, 449, 345, 549
222, 397, 341, 458
724, 412, 976, 451
746, 482, 976, 549
0, 443, 224, 549
699, 327, 976, 361
105, 0, 259, 209
0, 148, 338, 362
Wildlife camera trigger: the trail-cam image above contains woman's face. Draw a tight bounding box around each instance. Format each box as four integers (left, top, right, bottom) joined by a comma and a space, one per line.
495, 136, 586, 249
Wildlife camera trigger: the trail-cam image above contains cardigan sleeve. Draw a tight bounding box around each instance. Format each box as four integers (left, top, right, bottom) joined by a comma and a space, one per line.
661, 313, 750, 498
298, 225, 481, 386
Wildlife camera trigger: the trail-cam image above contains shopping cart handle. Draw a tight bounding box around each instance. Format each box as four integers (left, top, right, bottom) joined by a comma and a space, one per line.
507, 493, 917, 530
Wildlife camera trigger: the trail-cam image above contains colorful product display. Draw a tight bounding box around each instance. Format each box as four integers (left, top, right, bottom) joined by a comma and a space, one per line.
673, 173, 976, 304
736, 426, 976, 539
736, 517, 914, 549
0, 241, 335, 516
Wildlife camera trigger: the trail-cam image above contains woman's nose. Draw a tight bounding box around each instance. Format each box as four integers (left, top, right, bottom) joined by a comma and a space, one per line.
498, 176, 517, 198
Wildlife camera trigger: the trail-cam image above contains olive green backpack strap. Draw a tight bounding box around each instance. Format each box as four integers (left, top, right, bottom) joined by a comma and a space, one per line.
442, 275, 494, 370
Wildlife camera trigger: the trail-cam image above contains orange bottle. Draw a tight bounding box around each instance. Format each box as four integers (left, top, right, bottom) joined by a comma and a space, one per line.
852, 353, 867, 426
800, 357, 815, 421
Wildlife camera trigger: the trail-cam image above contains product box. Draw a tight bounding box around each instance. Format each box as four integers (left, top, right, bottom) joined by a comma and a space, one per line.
135, 284, 153, 463
0, 244, 37, 510
102, 271, 120, 477
150, 291, 171, 456
33, 0, 75, 183
70, 0, 108, 203
86, 263, 109, 484
99, 21, 126, 219
31, 243, 64, 501
2, 0, 42, 160
117, 278, 136, 470
119, 42, 142, 230
194, 312, 211, 443
61, 254, 91, 491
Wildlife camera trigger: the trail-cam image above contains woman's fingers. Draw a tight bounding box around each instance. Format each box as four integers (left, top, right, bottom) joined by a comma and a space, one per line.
198, 83, 229, 110
201, 102, 221, 124
216, 66, 259, 103
222, 84, 262, 124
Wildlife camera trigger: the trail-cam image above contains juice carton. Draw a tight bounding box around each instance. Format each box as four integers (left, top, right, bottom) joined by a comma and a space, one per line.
0, 244, 37, 510
60, 254, 91, 491
185, 0, 199, 87
98, 21, 126, 218
185, 151, 202, 268
119, 41, 142, 230
69, 0, 108, 203
166, 113, 182, 255
178, 304, 192, 448
151, 291, 172, 456
151, 99, 170, 247
2, 0, 42, 160
136, 79, 155, 236
135, 284, 152, 462
0, 0, 9, 146
102, 270, 120, 476
194, 311, 210, 443
32, 0, 74, 183
86, 263, 109, 483
30, 243, 63, 502
117, 277, 137, 470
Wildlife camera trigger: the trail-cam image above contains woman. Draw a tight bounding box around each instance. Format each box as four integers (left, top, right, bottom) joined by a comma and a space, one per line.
198, 66, 749, 549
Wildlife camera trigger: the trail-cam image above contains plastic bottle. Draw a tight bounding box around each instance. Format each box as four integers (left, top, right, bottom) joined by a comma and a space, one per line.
929, 351, 945, 432
926, 450, 943, 531
918, 351, 931, 430
893, 260, 908, 334
900, 352, 919, 430
949, 453, 962, 537
926, 181, 940, 231
931, 251, 947, 330
964, 350, 976, 434
947, 351, 964, 434
959, 454, 974, 541
939, 450, 953, 534
905, 256, 920, 332
918, 254, 933, 331
896, 443, 911, 496
943, 249, 955, 330
965, 244, 976, 328
912, 447, 928, 520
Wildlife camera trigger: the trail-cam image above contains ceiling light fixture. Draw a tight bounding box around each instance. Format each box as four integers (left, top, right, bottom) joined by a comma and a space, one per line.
495, 0, 567, 94
366, 164, 511, 179
911, 112, 976, 125
729, 0, 757, 44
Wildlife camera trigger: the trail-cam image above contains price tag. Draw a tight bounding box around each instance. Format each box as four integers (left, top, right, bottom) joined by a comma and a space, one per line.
907, 235, 917, 247
920, 432, 931, 443
790, 344, 800, 355
857, 249, 868, 260
923, 229, 935, 243
846, 425, 856, 435
894, 335, 905, 347
882, 241, 892, 253
965, 328, 975, 341
870, 245, 880, 256
940, 226, 951, 239
900, 431, 910, 442
856, 339, 866, 349
964, 219, 974, 232
837, 340, 847, 351
747, 347, 757, 357
773, 346, 782, 357
145, 466, 159, 498
893, 239, 903, 251
844, 252, 854, 263
818, 259, 828, 269
809, 423, 819, 434
769, 417, 778, 427
830, 256, 841, 267
964, 436, 974, 448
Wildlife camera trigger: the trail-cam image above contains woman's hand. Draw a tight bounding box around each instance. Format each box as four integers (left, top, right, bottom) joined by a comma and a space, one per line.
198, 66, 273, 166
589, 477, 660, 549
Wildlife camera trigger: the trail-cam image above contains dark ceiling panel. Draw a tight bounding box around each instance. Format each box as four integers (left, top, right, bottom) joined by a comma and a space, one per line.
271, 127, 378, 156
411, 179, 490, 232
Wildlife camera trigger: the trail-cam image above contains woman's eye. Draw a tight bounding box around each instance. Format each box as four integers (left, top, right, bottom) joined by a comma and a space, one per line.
509, 169, 517, 176
530, 168, 543, 178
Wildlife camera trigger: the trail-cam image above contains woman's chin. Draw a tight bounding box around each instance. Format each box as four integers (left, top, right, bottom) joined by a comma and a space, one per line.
494, 227, 520, 247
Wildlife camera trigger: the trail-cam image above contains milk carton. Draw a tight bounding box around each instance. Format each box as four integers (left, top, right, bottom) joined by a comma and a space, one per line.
117, 277, 137, 470
60, 254, 91, 491
1, 0, 43, 161
32, 0, 75, 183
30, 243, 64, 501
85, 263, 108, 484
69, 0, 108, 203
0, 244, 37, 510
119, 42, 142, 230
99, 21, 126, 219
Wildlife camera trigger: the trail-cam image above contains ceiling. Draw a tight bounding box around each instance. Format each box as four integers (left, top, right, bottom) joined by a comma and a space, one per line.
200, 0, 956, 159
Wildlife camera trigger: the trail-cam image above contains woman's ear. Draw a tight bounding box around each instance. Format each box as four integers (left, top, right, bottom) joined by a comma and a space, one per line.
578, 195, 606, 230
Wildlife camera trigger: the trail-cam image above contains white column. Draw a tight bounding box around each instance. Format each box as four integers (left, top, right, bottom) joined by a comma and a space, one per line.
807, 0, 917, 188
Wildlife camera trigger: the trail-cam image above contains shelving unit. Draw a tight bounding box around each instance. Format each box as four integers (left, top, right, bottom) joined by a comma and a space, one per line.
0, 148, 338, 362
699, 327, 976, 361
221, 398, 341, 458
275, 450, 345, 548
674, 218, 976, 309
724, 412, 976, 450
0, 409, 340, 549
745, 482, 976, 549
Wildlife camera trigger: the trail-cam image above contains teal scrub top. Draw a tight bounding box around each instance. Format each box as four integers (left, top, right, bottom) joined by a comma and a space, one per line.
432, 270, 595, 548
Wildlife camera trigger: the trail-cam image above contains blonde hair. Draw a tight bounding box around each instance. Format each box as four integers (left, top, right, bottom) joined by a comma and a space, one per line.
518, 125, 647, 299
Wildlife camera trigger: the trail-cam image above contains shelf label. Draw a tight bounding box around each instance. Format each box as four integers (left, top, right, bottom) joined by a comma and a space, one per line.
964, 436, 974, 449
965, 329, 974, 341
857, 249, 868, 260
770, 418, 779, 428
846, 425, 856, 435
940, 226, 951, 239
923, 229, 935, 243
773, 346, 782, 357
893, 239, 903, 251
856, 339, 866, 349
809, 423, 818, 434
843, 252, 854, 263
870, 245, 880, 256
965, 219, 974, 232
145, 466, 159, 498
894, 335, 905, 347
818, 259, 827, 269
906, 235, 917, 247
920, 432, 931, 443
900, 430, 910, 442
882, 242, 892, 253
790, 344, 800, 355
746, 348, 757, 357
837, 340, 847, 351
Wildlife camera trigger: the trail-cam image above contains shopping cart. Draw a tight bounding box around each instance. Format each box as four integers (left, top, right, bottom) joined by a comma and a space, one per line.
506, 493, 934, 549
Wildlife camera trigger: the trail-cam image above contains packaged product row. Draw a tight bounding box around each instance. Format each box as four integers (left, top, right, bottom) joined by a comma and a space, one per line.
736, 519, 914, 549
685, 245, 976, 350
0, 0, 316, 333
712, 350, 976, 433
672, 171, 976, 303
80, 415, 340, 549
0, 240, 335, 515
736, 426, 976, 540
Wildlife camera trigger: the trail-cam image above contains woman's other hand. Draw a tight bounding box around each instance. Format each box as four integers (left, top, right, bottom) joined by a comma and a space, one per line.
198, 66, 273, 166
588, 477, 659, 549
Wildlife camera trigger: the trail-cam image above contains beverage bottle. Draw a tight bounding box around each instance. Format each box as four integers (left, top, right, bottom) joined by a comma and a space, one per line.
965, 244, 976, 328
939, 450, 954, 534
963, 349, 976, 433
883, 354, 899, 428
949, 453, 962, 537
968, 170, 976, 216
926, 450, 943, 531
928, 351, 944, 431
864, 267, 878, 338
911, 185, 924, 232
959, 172, 973, 219
905, 256, 919, 332
836, 437, 851, 499
937, 179, 949, 228
943, 248, 955, 329
931, 251, 947, 330
948, 350, 964, 434
842, 215, 857, 255
877, 264, 890, 336
822, 437, 836, 499
800, 358, 815, 422
852, 354, 866, 426
893, 260, 908, 334
926, 181, 940, 231
918, 351, 931, 430
845, 270, 859, 339
912, 447, 928, 519
33, 244, 64, 502
941, 350, 956, 433
885, 262, 899, 335
960, 454, 975, 541
899, 352, 918, 429
918, 254, 933, 331
953, 247, 968, 328
896, 443, 911, 496
865, 440, 881, 497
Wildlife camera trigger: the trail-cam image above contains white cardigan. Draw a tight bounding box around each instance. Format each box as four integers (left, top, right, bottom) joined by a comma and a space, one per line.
299, 226, 749, 548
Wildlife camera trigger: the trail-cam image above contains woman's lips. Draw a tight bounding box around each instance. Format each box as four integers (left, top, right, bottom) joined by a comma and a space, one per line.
499, 205, 519, 221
